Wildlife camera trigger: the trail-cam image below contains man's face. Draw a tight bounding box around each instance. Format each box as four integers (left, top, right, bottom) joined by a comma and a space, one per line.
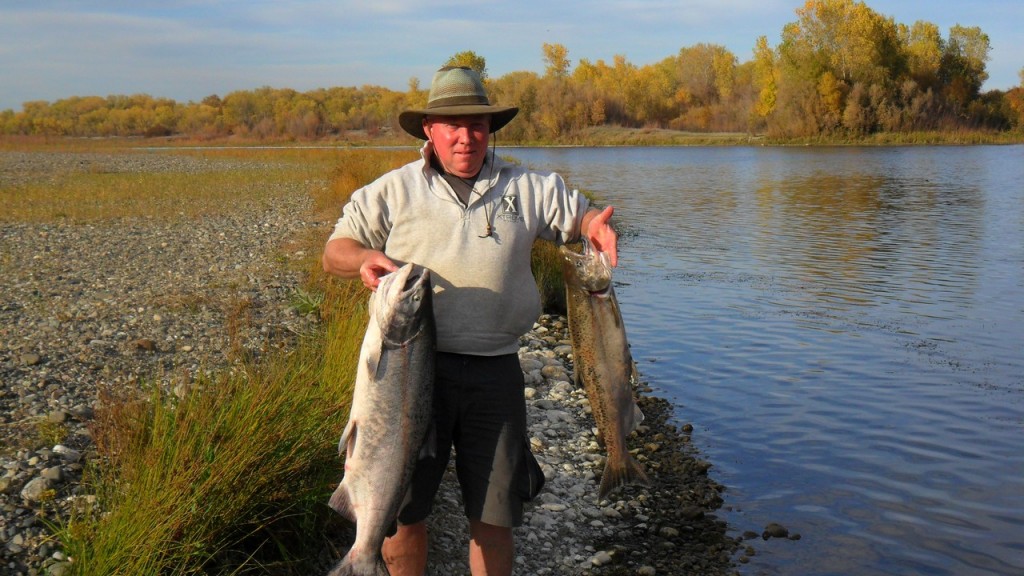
423, 114, 491, 178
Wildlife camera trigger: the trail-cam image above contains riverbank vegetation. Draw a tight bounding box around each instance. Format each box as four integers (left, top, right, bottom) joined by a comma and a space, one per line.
17, 146, 573, 574
2, 0, 1022, 145
32, 148, 365, 574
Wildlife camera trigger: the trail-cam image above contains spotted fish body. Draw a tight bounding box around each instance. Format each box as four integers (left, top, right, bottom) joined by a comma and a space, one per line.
560, 245, 649, 500
327, 263, 435, 576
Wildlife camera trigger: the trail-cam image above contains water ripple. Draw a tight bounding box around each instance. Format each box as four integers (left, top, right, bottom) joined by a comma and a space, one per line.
513, 146, 1024, 576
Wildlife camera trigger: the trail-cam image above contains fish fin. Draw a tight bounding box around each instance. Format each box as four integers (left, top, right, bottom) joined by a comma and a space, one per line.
419, 423, 437, 460
330, 420, 359, 521
337, 420, 357, 457
627, 362, 645, 433
627, 402, 645, 434
598, 453, 651, 501
365, 342, 382, 380
327, 482, 356, 523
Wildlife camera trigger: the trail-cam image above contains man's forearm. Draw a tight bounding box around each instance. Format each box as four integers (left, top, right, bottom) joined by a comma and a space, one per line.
322, 237, 369, 279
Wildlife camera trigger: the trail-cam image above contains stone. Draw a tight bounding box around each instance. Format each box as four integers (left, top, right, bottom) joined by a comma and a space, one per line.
40, 467, 63, 482
52, 445, 82, 463
591, 550, 613, 566
130, 338, 157, 352
20, 477, 52, 502
47, 410, 70, 424
659, 526, 680, 538
762, 522, 790, 540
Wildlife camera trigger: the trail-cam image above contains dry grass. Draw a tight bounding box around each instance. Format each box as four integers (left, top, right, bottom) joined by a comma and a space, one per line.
0, 147, 335, 223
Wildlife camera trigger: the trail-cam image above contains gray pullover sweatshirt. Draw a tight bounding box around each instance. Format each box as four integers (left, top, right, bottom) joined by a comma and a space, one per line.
328, 143, 590, 355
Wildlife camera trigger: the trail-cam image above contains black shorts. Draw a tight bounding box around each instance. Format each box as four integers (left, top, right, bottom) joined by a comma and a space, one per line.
398, 352, 542, 528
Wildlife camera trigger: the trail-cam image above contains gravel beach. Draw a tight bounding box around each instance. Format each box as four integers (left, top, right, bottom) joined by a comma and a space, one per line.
1, 150, 743, 575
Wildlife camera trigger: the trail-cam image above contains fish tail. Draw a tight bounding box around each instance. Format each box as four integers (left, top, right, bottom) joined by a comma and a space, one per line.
325, 551, 390, 576
598, 453, 651, 501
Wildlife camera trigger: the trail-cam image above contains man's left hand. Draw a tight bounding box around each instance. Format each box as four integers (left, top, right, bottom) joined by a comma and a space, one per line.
585, 206, 618, 267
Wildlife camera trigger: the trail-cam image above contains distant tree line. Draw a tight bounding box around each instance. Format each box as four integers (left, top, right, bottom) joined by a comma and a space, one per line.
3, 0, 1022, 141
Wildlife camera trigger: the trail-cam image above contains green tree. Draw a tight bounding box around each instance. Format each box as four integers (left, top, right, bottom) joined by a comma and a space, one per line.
444, 51, 488, 80
940, 25, 990, 106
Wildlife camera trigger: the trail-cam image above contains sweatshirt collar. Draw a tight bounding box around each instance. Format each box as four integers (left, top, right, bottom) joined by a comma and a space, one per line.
419, 141, 507, 205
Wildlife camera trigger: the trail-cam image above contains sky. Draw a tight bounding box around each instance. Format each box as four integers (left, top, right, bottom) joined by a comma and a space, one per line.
2, 0, 1022, 112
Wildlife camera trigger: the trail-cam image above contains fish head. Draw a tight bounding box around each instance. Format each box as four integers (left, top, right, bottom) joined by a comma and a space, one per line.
559, 245, 612, 295
373, 262, 433, 346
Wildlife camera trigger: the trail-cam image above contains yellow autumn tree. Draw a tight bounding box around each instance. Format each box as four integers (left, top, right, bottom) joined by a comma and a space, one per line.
753, 35, 779, 119
782, 0, 904, 86
542, 43, 571, 79
900, 20, 944, 91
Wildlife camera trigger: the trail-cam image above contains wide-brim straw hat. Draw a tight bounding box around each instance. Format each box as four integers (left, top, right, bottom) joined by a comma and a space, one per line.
399, 66, 518, 140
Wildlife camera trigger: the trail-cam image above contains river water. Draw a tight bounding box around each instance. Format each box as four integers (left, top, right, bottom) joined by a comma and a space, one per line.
509, 145, 1024, 576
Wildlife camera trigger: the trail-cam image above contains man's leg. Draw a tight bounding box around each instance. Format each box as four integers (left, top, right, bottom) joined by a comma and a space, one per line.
382, 521, 428, 576
469, 520, 513, 576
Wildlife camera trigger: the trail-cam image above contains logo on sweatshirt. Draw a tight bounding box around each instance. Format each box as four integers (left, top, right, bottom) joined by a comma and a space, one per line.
497, 193, 523, 223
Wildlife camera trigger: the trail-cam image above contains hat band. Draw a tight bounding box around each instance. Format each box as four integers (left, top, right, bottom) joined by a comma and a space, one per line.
426, 95, 491, 109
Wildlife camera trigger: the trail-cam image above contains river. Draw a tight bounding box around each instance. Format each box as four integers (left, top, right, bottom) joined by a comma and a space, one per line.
509, 145, 1024, 576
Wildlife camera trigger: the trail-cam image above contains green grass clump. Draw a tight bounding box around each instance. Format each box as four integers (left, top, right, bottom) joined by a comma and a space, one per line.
62, 310, 365, 575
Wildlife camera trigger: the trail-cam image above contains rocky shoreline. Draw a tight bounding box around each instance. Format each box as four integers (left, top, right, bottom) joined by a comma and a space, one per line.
1, 151, 744, 575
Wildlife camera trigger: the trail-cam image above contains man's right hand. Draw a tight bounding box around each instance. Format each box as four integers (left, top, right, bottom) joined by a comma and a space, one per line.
322, 237, 398, 291
358, 251, 399, 291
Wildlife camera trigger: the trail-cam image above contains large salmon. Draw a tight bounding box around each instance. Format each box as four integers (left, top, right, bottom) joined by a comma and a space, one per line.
327, 263, 435, 576
560, 244, 649, 500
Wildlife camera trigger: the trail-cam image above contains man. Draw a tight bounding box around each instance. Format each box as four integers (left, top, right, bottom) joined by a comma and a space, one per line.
322, 65, 617, 576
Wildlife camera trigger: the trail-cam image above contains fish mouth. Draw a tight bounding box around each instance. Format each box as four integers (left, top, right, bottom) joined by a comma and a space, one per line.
399, 267, 426, 287
403, 268, 430, 295
377, 264, 431, 312
384, 264, 428, 291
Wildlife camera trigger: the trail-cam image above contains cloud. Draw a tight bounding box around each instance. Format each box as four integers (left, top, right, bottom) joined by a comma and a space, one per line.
1, 0, 1019, 111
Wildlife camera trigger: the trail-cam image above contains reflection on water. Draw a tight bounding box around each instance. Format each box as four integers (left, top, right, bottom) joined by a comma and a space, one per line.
511, 146, 1024, 576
